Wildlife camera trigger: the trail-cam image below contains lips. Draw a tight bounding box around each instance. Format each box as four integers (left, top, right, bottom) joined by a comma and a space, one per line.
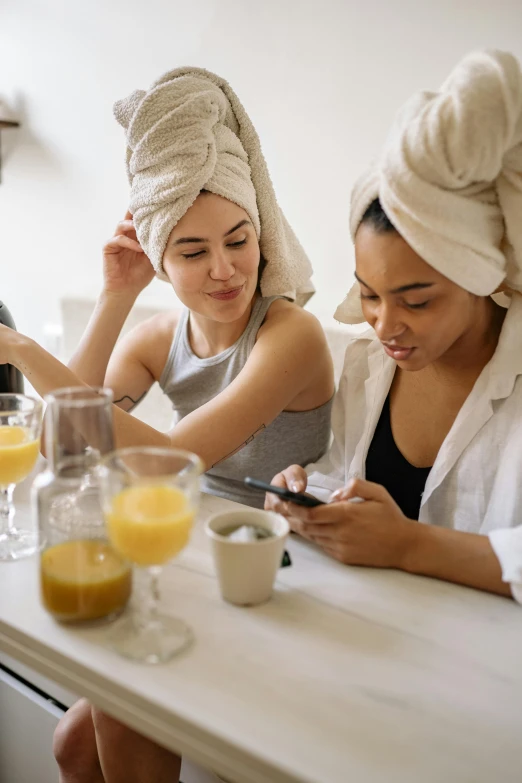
383, 344, 416, 361
208, 285, 244, 301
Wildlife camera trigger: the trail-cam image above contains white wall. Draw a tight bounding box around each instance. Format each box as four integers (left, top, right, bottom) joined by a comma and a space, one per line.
1, 0, 522, 342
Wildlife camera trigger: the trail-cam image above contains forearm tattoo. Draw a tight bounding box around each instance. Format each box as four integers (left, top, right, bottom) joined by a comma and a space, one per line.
113, 390, 147, 412
211, 424, 266, 468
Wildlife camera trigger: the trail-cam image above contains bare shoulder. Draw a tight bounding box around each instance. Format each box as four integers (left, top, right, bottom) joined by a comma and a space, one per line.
258, 298, 328, 349
117, 309, 182, 379
133, 309, 180, 342
254, 298, 334, 407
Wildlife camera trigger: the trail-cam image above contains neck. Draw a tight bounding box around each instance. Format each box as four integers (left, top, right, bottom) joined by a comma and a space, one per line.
188, 295, 257, 358
431, 298, 506, 382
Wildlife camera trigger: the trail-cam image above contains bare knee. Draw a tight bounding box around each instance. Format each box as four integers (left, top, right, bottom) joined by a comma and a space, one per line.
90, 706, 133, 746
53, 698, 99, 773
91, 707, 181, 783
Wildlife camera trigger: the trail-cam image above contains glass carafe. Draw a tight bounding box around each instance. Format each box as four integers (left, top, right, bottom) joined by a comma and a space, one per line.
34, 387, 132, 623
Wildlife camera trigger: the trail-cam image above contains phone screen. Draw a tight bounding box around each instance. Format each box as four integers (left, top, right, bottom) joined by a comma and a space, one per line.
244, 477, 324, 507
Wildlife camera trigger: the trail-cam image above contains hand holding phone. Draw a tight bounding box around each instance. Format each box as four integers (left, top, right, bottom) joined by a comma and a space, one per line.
244, 476, 325, 508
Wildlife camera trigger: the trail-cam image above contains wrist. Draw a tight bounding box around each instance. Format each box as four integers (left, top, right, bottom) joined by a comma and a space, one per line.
98, 288, 138, 309
396, 519, 427, 573
9, 333, 38, 370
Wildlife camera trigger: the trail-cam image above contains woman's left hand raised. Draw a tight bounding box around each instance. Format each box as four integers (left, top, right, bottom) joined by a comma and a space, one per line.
286, 478, 417, 569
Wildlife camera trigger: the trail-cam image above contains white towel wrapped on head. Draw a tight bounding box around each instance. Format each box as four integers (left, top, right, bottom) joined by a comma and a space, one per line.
114, 67, 314, 306
335, 50, 522, 324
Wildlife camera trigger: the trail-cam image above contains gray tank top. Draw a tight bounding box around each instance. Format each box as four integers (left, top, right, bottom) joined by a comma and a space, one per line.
159, 296, 333, 508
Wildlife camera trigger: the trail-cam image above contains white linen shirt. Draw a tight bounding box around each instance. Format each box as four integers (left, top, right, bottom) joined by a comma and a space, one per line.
306, 294, 522, 599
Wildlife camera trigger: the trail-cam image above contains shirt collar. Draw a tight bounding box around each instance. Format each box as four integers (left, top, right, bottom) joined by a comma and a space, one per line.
486, 293, 522, 401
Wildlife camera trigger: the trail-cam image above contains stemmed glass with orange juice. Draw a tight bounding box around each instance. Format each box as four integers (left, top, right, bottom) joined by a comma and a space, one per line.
0, 394, 43, 560
100, 447, 203, 664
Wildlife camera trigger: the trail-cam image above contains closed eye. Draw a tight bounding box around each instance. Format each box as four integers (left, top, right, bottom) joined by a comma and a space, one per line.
361, 293, 429, 310
182, 238, 246, 259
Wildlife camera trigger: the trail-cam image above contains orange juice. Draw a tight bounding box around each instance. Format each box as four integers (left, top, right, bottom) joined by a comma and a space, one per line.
0, 426, 39, 486
41, 539, 132, 622
106, 484, 194, 566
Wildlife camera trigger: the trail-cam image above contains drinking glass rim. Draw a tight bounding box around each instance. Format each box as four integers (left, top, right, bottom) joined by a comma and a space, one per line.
101, 446, 204, 476
45, 386, 113, 408
0, 393, 44, 415
205, 511, 290, 544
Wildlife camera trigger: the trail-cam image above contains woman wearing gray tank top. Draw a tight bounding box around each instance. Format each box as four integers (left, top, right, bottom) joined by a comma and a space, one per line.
6, 190, 334, 501
72, 191, 334, 508
8, 190, 335, 507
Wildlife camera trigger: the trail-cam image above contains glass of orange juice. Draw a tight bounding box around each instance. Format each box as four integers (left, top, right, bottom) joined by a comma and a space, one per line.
100, 447, 203, 664
0, 394, 43, 560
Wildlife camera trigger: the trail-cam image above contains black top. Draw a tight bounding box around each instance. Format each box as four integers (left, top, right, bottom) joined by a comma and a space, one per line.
365, 395, 431, 520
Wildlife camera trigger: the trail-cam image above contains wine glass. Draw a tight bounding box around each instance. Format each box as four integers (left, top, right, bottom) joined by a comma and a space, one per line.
0, 394, 43, 560
100, 447, 203, 664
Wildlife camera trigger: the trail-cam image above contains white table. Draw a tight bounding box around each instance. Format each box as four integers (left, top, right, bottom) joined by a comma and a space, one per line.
1, 490, 522, 783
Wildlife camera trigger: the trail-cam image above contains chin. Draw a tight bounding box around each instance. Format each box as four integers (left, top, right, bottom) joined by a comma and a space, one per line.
395, 353, 428, 372
210, 306, 247, 323
206, 290, 253, 321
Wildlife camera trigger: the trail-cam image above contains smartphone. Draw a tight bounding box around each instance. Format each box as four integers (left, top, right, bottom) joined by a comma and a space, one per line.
244, 476, 325, 507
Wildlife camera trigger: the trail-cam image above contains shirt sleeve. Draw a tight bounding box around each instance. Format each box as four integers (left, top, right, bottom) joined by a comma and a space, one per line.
305, 369, 349, 502
489, 526, 522, 604
482, 416, 522, 604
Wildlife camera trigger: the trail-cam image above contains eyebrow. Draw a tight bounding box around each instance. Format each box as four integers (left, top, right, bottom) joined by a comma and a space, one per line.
355, 272, 435, 294
173, 219, 251, 245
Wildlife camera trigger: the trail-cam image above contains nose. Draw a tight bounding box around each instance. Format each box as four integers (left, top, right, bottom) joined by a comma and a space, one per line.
209, 248, 235, 282
372, 302, 407, 343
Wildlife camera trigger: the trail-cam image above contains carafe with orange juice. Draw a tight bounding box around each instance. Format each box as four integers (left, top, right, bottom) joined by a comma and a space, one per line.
0, 394, 43, 560
34, 388, 131, 623
100, 447, 202, 663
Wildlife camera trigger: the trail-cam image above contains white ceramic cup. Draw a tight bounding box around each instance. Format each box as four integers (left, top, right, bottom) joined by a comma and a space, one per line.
205, 509, 290, 606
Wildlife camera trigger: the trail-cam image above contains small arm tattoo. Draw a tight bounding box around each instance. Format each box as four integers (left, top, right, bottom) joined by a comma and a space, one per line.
211, 424, 266, 468
113, 390, 148, 412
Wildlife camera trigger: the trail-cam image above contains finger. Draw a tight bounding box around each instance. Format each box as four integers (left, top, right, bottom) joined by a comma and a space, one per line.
303, 501, 356, 525
272, 498, 312, 523
269, 465, 307, 494
104, 235, 144, 254
330, 481, 364, 503
338, 478, 391, 503
290, 518, 316, 540
282, 464, 308, 493
300, 522, 341, 538
264, 492, 286, 513
114, 220, 136, 237
124, 210, 133, 220
321, 544, 347, 563
269, 471, 290, 490
264, 474, 289, 512
264, 494, 301, 521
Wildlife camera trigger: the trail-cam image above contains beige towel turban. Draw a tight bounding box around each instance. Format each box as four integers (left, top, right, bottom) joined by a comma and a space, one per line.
114, 67, 314, 305
335, 50, 522, 324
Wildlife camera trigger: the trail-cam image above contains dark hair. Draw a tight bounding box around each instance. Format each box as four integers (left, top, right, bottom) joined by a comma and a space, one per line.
256, 253, 268, 292
360, 198, 396, 234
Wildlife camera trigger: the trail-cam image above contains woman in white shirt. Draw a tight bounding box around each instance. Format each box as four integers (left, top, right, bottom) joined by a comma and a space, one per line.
267, 49, 522, 601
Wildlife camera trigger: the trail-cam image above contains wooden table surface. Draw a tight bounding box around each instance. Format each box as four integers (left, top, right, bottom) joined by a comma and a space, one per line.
1, 488, 522, 783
